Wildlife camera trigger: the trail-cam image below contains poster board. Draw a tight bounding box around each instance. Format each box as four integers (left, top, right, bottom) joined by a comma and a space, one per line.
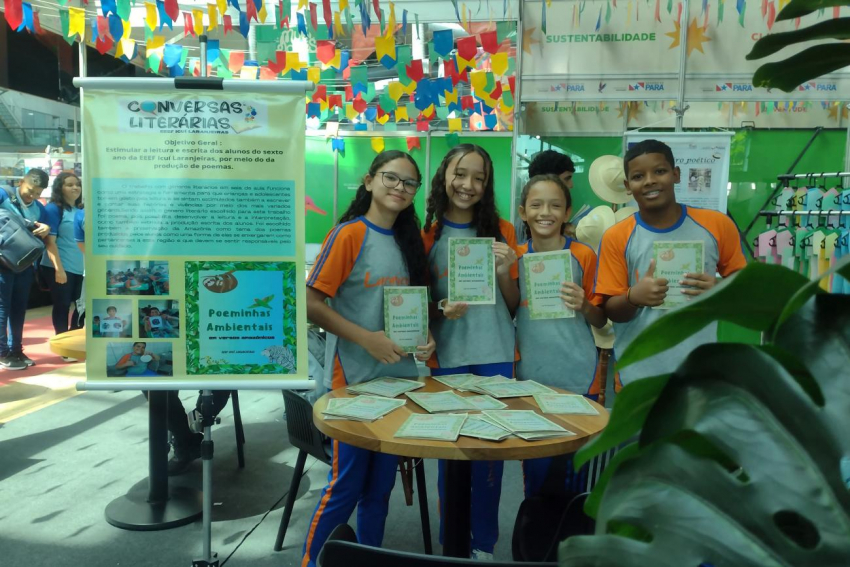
623, 131, 732, 213
78, 78, 311, 389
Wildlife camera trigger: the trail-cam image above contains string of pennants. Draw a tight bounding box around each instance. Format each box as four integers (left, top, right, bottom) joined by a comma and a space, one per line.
1, 0, 520, 140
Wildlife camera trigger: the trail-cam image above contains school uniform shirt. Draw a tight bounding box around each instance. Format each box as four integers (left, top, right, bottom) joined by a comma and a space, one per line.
516, 238, 604, 395
595, 205, 747, 386
41, 203, 85, 276
0, 188, 45, 223
308, 216, 419, 390
423, 218, 519, 369
117, 352, 159, 376
74, 208, 85, 243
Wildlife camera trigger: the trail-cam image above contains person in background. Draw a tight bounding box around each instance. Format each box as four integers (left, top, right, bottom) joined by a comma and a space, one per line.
74, 207, 84, 254
40, 173, 85, 360
0, 169, 50, 370
517, 150, 577, 243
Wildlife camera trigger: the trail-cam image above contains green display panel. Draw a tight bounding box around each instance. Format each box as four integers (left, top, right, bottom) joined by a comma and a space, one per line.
544, 137, 625, 217
305, 136, 337, 245
428, 136, 515, 223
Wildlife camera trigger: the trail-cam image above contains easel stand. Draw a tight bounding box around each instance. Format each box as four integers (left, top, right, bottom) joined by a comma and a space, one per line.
105, 391, 203, 530
194, 388, 219, 567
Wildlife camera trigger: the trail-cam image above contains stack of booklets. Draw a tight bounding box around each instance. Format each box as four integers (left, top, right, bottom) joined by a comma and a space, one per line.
480, 410, 575, 440
394, 413, 468, 441
470, 378, 556, 399
465, 395, 508, 410
406, 391, 477, 413
346, 377, 425, 398
322, 396, 406, 422
533, 393, 599, 415
458, 414, 514, 442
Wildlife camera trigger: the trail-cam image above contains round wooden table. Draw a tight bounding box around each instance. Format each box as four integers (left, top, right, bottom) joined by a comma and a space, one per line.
314, 377, 609, 557
48, 328, 87, 360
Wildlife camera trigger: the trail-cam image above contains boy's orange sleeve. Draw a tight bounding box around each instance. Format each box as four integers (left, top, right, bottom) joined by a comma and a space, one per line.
118, 354, 131, 366
421, 227, 437, 256
571, 241, 604, 306
594, 221, 633, 298
689, 209, 748, 276
307, 222, 367, 298
499, 219, 520, 280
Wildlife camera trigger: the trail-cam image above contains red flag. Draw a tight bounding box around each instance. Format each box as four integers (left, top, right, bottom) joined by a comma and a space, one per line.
268, 51, 287, 73
278, 0, 289, 27
353, 94, 367, 113
461, 96, 474, 111
456, 36, 477, 60
345, 84, 354, 101
97, 15, 110, 39
372, 0, 381, 22
479, 31, 499, 54
223, 14, 233, 34
328, 94, 342, 109
407, 137, 421, 151
405, 59, 424, 82
165, 0, 179, 21
4, 0, 23, 30
246, 0, 258, 22
445, 59, 468, 85
95, 36, 114, 55
416, 120, 429, 132
309, 2, 318, 30
322, 0, 332, 28
508, 76, 516, 93
490, 81, 502, 100
312, 84, 328, 102
184, 12, 196, 36
33, 10, 43, 34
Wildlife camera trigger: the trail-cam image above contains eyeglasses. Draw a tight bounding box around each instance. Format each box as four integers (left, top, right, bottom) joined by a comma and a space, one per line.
379, 172, 421, 195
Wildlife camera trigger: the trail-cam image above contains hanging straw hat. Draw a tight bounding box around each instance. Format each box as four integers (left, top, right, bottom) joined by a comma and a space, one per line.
614, 206, 639, 223
576, 205, 616, 252
588, 155, 630, 204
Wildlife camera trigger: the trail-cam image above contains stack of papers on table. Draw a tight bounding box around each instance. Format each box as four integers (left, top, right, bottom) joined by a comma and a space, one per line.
533, 393, 599, 415
472, 379, 555, 399
394, 413, 468, 441
407, 391, 477, 413
464, 395, 508, 410
322, 396, 406, 422
481, 410, 575, 440
431, 374, 479, 389
346, 377, 425, 398
458, 414, 513, 441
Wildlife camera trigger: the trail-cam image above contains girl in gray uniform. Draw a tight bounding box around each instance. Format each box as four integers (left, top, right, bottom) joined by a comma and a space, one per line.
515, 174, 607, 498
301, 150, 436, 567
422, 144, 520, 560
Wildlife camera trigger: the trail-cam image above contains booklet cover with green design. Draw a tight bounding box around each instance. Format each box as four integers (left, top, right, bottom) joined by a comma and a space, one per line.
523, 250, 574, 320
653, 241, 705, 310
383, 286, 429, 353
448, 237, 496, 305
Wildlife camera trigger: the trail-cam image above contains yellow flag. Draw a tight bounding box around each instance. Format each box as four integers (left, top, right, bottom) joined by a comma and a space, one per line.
395, 107, 409, 122
286, 52, 305, 71
319, 99, 329, 112
328, 49, 341, 69
491, 52, 508, 77
298, 0, 308, 9
377, 113, 390, 125
402, 80, 417, 95
388, 82, 403, 101
448, 118, 462, 133
122, 19, 132, 38
334, 11, 345, 37
240, 66, 259, 80
259, 2, 268, 23
208, 4, 218, 31
371, 137, 385, 153
144, 2, 157, 31
339, 0, 349, 10
444, 89, 459, 105
422, 105, 435, 118
375, 34, 396, 63
499, 98, 514, 114
346, 103, 358, 120
456, 54, 475, 71
147, 35, 165, 51
307, 66, 321, 83
192, 9, 205, 35
461, 3, 468, 31
216, 0, 227, 16
385, 2, 395, 38
470, 70, 487, 91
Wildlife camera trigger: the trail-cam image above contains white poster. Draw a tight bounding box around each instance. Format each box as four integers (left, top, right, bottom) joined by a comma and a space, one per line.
623, 131, 732, 213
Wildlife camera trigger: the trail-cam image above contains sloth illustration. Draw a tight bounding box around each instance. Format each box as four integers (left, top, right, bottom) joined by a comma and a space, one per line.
203, 270, 238, 293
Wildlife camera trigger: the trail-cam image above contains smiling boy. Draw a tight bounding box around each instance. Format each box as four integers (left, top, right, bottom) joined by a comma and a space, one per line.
594, 139, 746, 386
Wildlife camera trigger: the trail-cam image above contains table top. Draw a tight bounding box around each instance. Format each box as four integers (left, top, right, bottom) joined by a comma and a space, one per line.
313, 377, 609, 461
49, 328, 86, 360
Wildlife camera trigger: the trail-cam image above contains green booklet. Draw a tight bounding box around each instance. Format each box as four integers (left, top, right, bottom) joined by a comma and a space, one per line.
523, 250, 574, 320
533, 393, 599, 415
653, 241, 705, 310
383, 286, 429, 353
448, 237, 496, 305
394, 413, 468, 441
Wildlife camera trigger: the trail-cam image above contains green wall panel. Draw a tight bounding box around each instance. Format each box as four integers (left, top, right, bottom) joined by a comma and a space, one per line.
305, 137, 337, 245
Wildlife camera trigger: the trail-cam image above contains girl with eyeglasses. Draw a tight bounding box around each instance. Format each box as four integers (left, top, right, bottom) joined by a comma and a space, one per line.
301, 150, 436, 567
422, 144, 520, 560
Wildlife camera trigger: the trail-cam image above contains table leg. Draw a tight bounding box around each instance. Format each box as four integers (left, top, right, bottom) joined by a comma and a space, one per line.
105, 391, 202, 531
442, 460, 472, 558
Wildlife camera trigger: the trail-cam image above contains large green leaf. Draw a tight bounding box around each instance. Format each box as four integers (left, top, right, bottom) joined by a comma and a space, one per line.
582, 442, 640, 519
616, 263, 808, 370
573, 375, 668, 468
776, 0, 847, 21
747, 19, 850, 60
753, 44, 850, 92
771, 255, 850, 340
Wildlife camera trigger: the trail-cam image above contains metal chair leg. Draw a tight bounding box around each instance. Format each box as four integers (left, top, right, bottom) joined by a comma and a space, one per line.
274, 450, 308, 551
232, 391, 245, 468
414, 458, 433, 555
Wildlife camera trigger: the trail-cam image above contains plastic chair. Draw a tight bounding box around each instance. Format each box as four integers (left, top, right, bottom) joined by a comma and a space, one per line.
274, 390, 432, 553
317, 523, 557, 567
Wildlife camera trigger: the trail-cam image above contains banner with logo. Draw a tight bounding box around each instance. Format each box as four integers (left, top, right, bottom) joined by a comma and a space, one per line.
81, 87, 308, 387
624, 131, 732, 212
522, 0, 850, 102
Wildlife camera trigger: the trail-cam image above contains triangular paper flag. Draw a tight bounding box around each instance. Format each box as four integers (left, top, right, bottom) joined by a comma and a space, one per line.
407, 137, 420, 150
192, 8, 204, 34
491, 52, 508, 76
145, 2, 158, 31
448, 117, 462, 132
5, 0, 24, 29
69, 7, 86, 40
480, 30, 499, 54
208, 3, 218, 30
371, 137, 385, 153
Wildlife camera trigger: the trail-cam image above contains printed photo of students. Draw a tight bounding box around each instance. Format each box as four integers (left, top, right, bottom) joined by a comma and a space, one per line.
140, 301, 179, 338
422, 144, 519, 560
108, 342, 173, 378
40, 173, 84, 358
300, 150, 436, 567
106, 261, 169, 295
92, 299, 131, 338
595, 139, 747, 386
515, 174, 607, 498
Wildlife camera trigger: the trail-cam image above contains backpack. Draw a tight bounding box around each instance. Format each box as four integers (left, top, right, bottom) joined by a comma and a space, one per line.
511, 455, 596, 562
0, 188, 46, 273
